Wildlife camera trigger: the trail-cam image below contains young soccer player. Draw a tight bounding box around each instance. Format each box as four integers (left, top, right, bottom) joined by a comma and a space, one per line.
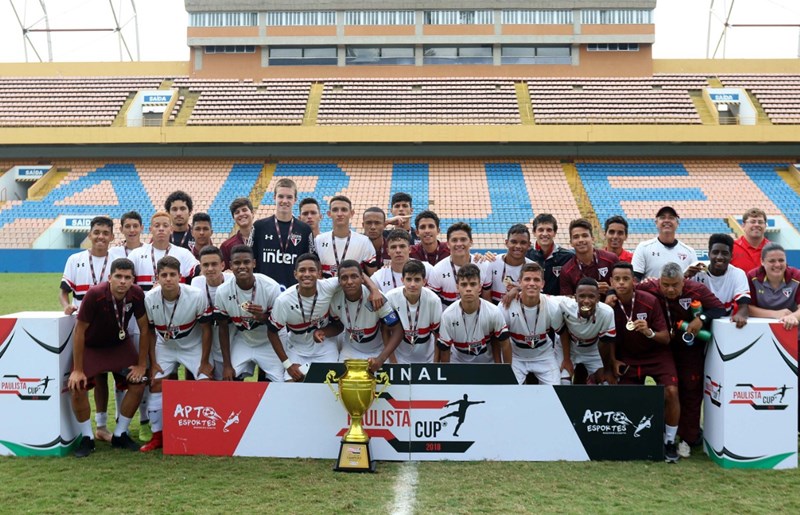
216, 245, 284, 382
427, 222, 491, 307
525, 213, 574, 296
559, 218, 617, 296
221, 197, 255, 269
191, 246, 234, 380
604, 262, 681, 463
129, 212, 198, 291
190, 213, 214, 259
299, 197, 323, 238
363, 206, 390, 267
330, 260, 403, 371
603, 215, 633, 263
499, 263, 562, 384
164, 190, 194, 250
253, 178, 314, 290
108, 211, 144, 260
385, 260, 443, 364
558, 277, 616, 384
438, 265, 510, 364
68, 258, 150, 457
371, 229, 433, 294
409, 210, 449, 266
485, 224, 533, 304
384, 192, 419, 244
60, 216, 116, 442
315, 195, 377, 278
141, 256, 213, 452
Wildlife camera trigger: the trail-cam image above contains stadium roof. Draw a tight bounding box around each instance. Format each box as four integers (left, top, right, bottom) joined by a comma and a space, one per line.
184, 1, 658, 12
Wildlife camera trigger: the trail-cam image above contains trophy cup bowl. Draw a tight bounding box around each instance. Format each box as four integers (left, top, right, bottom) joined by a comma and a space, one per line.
325, 359, 390, 472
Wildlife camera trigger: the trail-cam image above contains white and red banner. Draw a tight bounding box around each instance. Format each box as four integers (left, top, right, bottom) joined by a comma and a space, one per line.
704, 319, 798, 469
163, 365, 665, 461
0, 312, 80, 456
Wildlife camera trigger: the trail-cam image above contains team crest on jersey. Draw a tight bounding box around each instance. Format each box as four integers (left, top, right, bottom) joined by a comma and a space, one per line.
679, 298, 691, 310
678, 253, 687, 261
783, 288, 792, 298
405, 330, 418, 342
636, 313, 648, 320
289, 233, 301, 246
349, 329, 365, 342
552, 266, 562, 277
598, 267, 608, 278
124, 303, 132, 313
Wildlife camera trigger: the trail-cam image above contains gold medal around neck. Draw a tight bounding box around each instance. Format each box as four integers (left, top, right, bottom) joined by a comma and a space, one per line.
580, 306, 592, 313
626, 321, 636, 331
118, 329, 126, 340
240, 302, 250, 310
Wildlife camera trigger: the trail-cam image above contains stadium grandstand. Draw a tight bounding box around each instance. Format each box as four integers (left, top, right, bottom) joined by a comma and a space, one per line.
0, 0, 799, 271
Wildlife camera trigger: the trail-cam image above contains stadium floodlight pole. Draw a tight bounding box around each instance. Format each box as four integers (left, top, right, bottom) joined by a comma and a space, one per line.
38, 0, 53, 61
107, 0, 134, 61
8, 0, 45, 62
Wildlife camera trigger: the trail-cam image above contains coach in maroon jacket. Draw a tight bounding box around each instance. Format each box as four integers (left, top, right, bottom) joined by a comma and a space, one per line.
637, 262, 725, 456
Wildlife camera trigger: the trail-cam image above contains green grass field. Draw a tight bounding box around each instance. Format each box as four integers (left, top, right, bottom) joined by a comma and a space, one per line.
1, 273, 798, 514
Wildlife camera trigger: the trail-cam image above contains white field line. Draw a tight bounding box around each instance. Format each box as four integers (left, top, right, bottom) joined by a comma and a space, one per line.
390, 461, 419, 515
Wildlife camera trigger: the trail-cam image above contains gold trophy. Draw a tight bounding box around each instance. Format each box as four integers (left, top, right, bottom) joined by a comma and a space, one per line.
325, 359, 390, 472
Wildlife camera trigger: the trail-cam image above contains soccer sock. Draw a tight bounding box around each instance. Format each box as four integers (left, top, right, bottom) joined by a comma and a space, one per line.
95, 411, 108, 428
114, 415, 132, 437
664, 424, 678, 444
148, 392, 163, 433
79, 419, 94, 440
115, 389, 126, 421
140, 387, 150, 424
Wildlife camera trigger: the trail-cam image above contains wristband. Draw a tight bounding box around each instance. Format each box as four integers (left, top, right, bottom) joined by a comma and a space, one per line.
645, 329, 655, 339
282, 359, 293, 370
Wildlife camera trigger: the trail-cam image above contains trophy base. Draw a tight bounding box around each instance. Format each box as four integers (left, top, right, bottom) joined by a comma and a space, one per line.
334, 441, 376, 473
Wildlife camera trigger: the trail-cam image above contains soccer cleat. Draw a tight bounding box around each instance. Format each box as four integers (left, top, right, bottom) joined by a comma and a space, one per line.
664, 441, 679, 463
111, 432, 141, 452
677, 440, 691, 458
95, 427, 112, 442
138, 423, 153, 442
139, 431, 163, 452
74, 436, 95, 458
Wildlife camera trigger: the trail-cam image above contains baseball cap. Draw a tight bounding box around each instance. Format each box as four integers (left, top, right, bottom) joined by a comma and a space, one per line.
656, 206, 679, 219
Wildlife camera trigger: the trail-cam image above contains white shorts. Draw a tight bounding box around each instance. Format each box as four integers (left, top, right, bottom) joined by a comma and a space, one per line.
231, 340, 283, 382
393, 341, 435, 364
571, 345, 604, 375
154, 342, 209, 380
285, 343, 339, 381
512, 356, 560, 385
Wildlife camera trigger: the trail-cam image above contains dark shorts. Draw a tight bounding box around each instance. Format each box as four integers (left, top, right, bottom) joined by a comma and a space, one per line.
618, 356, 678, 387
77, 340, 140, 390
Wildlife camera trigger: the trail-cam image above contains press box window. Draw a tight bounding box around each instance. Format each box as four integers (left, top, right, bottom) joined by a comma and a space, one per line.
587, 43, 640, 52
204, 46, 256, 54
501, 46, 571, 64
268, 47, 337, 66
423, 46, 492, 65
346, 47, 414, 65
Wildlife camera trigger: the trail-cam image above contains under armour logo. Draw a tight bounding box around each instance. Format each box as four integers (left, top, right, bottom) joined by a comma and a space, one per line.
511, 312, 518, 317
652, 252, 660, 256
76, 263, 85, 268
452, 321, 459, 326
228, 295, 236, 301
443, 273, 450, 278
264, 235, 274, 240
383, 281, 392, 287
322, 242, 329, 247
289, 304, 299, 310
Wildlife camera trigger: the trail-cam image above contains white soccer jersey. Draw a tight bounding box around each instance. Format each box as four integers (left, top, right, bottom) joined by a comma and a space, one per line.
486, 254, 533, 303
61, 250, 111, 308
108, 245, 142, 262
315, 230, 376, 278
439, 299, 509, 364
145, 283, 210, 350
427, 256, 492, 307
215, 273, 282, 347
129, 243, 198, 290
692, 265, 750, 314
385, 286, 442, 364
371, 261, 434, 294
269, 277, 341, 356
330, 286, 400, 357
192, 273, 234, 360
500, 294, 563, 362
559, 298, 616, 359
632, 238, 698, 279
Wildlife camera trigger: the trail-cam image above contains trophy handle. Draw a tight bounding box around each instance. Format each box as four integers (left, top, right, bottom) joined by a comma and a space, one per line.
374, 372, 390, 399
324, 370, 340, 400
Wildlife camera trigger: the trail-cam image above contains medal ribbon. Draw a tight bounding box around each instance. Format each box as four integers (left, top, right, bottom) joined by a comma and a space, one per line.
297, 289, 319, 329
109, 284, 126, 339
273, 217, 295, 253
161, 290, 181, 339
331, 232, 352, 270
344, 296, 364, 342
405, 296, 422, 344
150, 244, 171, 281
88, 251, 108, 286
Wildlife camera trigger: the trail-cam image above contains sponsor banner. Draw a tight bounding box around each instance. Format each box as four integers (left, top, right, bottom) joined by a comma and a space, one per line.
0, 313, 80, 456
554, 386, 664, 461
704, 319, 797, 469
163, 365, 662, 461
